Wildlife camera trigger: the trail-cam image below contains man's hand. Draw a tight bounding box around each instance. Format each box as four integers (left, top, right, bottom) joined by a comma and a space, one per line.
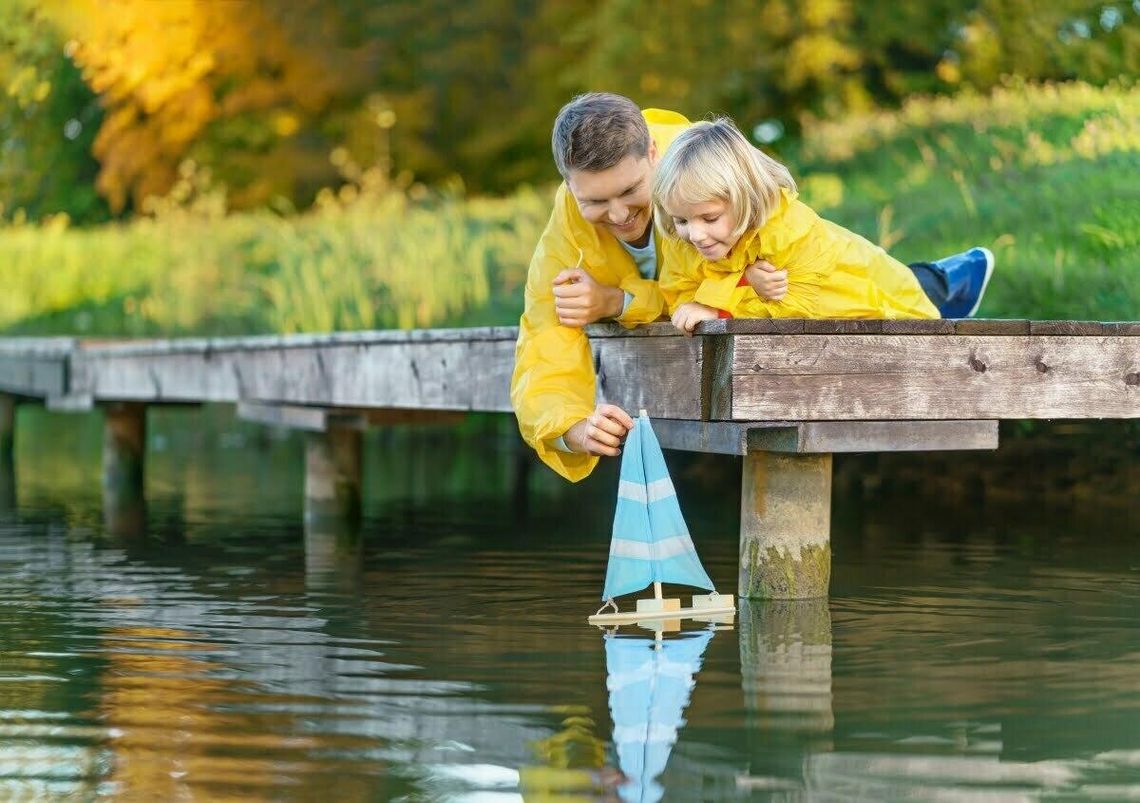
671, 301, 719, 336
744, 258, 788, 301
552, 268, 625, 327
562, 403, 635, 457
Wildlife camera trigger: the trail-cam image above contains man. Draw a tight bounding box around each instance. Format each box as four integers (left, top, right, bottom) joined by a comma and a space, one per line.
511, 93, 993, 482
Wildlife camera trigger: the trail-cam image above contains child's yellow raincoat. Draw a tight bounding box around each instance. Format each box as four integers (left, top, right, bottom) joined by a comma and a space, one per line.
510, 110, 690, 482
659, 187, 939, 320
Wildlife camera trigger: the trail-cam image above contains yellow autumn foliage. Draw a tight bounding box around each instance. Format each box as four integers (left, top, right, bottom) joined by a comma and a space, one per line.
43, 0, 351, 212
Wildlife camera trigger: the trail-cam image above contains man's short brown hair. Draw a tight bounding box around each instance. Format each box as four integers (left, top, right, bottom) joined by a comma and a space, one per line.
551, 93, 651, 178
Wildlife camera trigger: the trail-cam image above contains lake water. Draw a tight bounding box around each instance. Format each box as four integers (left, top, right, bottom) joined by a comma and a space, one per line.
1, 409, 1138, 801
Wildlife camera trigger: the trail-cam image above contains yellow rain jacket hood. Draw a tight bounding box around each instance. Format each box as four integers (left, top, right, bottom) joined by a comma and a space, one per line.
511, 109, 690, 482
660, 188, 940, 320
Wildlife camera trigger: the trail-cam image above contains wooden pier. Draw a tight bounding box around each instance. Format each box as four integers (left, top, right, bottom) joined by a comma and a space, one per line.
1, 319, 1137, 599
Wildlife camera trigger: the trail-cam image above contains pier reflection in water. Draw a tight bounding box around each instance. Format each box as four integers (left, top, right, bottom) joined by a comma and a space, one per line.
0, 408, 1138, 799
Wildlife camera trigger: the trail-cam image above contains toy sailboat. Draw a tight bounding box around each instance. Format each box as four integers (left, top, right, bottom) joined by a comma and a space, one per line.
588, 411, 735, 626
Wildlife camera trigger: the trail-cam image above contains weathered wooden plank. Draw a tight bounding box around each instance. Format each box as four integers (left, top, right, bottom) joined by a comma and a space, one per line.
954, 319, 1030, 335
881, 319, 956, 335
701, 335, 734, 421
756, 420, 1000, 452
727, 335, 1140, 420
652, 419, 999, 454
1030, 321, 1107, 336
699, 319, 808, 335
71, 329, 704, 418
593, 334, 704, 419
653, 418, 756, 454
0, 354, 69, 398
585, 321, 677, 338
237, 402, 337, 432
73, 339, 521, 411
236, 402, 467, 432
803, 320, 883, 334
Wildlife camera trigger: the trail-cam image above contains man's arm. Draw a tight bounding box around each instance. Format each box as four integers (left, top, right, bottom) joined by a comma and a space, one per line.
510, 188, 616, 481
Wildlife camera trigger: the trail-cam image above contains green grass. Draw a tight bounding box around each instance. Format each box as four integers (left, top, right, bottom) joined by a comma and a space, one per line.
791, 79, 1140, 320
1, 79, 1137, 337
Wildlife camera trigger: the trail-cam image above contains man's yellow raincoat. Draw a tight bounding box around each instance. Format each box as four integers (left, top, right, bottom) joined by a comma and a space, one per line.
510, 109, 690, 482
660, 187, 940, 320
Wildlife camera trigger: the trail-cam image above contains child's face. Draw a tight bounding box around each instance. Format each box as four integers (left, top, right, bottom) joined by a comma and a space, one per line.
566, 146, 658, 246
664, 198, 738, 261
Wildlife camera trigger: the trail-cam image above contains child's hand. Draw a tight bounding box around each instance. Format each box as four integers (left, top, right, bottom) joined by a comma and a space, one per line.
671, 302, 719, 336
744, 258, 788, 301
564, 403, 635, 456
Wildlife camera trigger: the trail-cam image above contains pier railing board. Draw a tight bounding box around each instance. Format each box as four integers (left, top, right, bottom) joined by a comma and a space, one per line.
0, 338, 74, 399
0, 320, 1137, 422
651, 419, 999, 455
705, 334, 1139, 420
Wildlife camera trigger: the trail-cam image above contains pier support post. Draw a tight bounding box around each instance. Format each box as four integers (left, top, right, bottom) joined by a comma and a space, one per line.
305, 425, 362, 524
739, 451, 831, 599
0, 395, 15, 511
103, 402, 147, 536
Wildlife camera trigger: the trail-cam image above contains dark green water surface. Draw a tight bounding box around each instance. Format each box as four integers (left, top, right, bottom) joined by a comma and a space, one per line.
1, 409, 1138, 801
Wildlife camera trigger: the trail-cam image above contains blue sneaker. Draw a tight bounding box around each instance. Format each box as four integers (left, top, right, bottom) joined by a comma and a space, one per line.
934, 247, 995, 319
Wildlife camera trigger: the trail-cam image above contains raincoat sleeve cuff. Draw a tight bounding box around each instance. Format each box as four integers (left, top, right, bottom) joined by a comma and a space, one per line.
615, 278, 666, 327
548, 434, 573, 453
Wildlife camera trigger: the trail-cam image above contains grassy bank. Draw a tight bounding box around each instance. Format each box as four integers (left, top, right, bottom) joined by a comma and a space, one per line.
1, 80, 1136, 337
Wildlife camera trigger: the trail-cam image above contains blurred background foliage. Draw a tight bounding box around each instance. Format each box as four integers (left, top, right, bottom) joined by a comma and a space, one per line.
0, 0, 1137, 333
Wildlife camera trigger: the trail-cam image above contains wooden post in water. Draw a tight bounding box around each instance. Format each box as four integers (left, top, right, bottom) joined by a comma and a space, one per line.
0, 395, 15, 511
102, 402, 147, 536
304, 425, 362, 524
739, 451, 832, 599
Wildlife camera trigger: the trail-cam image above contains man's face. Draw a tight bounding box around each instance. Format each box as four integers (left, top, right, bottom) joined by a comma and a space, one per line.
566, 143, 658, 245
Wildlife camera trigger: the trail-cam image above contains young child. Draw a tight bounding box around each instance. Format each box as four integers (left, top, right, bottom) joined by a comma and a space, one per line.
652, 118, 989, 332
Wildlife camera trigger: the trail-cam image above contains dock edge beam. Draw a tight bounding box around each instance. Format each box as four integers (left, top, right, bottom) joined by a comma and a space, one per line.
739, 451, 832, 599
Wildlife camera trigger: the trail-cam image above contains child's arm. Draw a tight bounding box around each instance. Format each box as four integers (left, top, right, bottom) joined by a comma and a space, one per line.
658, 237, 706, 313
614, 273, 667, 326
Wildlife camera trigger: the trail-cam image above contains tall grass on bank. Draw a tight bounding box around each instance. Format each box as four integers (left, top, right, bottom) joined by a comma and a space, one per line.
0, 165, 548, 336
1, 79, 1137, 337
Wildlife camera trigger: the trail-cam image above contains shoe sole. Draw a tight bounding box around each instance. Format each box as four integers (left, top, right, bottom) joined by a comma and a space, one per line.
966, 247, 995, 318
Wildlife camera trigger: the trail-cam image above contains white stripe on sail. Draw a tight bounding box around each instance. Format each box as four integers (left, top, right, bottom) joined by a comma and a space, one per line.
646, 477, 676, 502
610, 534, 698, 560
617, 478, 677, 504
614, 723, 680, 744
617, 480, 647, 503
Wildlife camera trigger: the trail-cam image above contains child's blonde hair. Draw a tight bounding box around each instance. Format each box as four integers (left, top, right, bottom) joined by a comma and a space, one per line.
653, 118, 796, 243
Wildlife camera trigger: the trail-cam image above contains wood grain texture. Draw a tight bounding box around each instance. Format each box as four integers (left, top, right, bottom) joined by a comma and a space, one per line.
594, 334, 704, 419
0, 354, 69, 398
652, 418, 998, 454
727, 334, 1140, 420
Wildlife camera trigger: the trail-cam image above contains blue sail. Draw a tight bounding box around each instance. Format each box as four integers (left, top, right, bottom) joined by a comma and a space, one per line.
601, 413, 716, 601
